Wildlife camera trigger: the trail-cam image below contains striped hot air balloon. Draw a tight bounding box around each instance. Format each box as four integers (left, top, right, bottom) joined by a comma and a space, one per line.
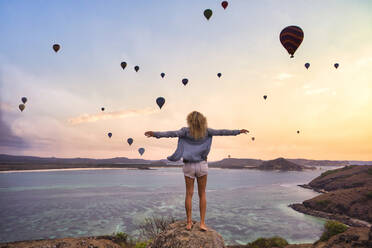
279, 26, 304, 58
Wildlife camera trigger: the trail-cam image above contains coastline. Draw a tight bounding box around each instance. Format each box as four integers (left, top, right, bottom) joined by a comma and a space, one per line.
0, 167, 140, 173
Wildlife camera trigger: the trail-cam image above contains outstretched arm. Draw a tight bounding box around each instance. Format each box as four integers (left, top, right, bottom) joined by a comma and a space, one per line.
208, 128, 248, 136
145, 128, 186, 138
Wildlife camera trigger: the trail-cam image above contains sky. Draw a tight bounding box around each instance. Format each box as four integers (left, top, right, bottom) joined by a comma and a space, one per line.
1, 0, 372, 161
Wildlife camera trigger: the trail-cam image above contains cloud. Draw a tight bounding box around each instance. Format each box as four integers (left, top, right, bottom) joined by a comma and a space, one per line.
67, 107, 157, 125
275, 73, 294, 81
0, 113, 29, 151
305, 88, 330, 95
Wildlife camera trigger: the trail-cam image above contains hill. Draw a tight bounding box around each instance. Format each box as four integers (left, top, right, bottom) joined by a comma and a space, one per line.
258, 157, 315, 171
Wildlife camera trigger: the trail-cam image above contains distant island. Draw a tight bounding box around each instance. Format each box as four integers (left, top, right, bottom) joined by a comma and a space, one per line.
1, 154, 371, 171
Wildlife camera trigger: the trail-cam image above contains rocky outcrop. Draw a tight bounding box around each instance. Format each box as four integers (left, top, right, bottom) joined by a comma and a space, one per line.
307, 165, 372, 191
291, 165, 372, 227
148, 220, 225, 248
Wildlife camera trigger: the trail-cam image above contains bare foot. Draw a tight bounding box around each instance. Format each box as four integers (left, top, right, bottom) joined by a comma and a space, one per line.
186, 222, 193, 230
199, 223, 208, 231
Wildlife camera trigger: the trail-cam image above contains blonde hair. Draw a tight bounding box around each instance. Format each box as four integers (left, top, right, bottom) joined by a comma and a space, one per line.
187, 111, 208, 139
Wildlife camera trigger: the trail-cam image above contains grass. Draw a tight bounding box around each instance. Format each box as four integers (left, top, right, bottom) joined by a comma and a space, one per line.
247, 236, 288, 248
319, 220, 348, 241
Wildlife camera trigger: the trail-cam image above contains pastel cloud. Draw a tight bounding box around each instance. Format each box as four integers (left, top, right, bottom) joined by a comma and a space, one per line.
67, 108, 157, 125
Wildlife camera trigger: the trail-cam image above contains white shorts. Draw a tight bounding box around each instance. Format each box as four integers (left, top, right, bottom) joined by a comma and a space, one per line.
183, 160, 208, 179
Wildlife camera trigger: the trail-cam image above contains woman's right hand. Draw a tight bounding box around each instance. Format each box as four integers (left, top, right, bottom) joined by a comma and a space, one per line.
240, 129, 249, 134
145, 131, 154, 137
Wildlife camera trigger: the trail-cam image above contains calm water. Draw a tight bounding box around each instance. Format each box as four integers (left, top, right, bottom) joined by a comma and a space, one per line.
0, 167, 335, 245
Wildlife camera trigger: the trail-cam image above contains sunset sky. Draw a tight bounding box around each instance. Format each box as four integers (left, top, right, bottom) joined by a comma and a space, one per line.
1, 0, 372, 161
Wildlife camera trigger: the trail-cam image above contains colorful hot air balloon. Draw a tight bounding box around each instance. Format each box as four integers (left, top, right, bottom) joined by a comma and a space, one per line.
101, 107, 105, 111
127, 138, 133, 145
19, 104, 25, 112
305, 63, 310, 69
121, 62, 127, 70
21, 97, 27, 104
204, 9, 213, 20
160, 72, 165, 78
280, 26, 304, 58
53, 44, 60, 53
182, 78, 188, 86
221, 1, 228, 9
263, 95, 267, 100
134, 65, 139, 72
156, 97, 165, 109
217, 73, 222, 78
138, 148, 145, 156
108, 132, 112, 138
334, 63, 339, 69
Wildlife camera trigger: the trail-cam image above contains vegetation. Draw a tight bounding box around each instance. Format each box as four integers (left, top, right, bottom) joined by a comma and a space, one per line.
247, 236, 288, 248
316, 200, 331, 208
319, 220, 348, 241
366, 191, 372, 199
138, 215, 177, 240
319, 166, 350, 178
367, 168, 372, 175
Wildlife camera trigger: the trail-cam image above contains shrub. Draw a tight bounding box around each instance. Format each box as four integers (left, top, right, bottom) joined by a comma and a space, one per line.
135, 240, 152, 248
248, 236, 288, 248
320, 166, 349, 178
138, 215, 177, 240
367, 168, 372, 175
319, 220, 348, 241
113, 232, 129, 243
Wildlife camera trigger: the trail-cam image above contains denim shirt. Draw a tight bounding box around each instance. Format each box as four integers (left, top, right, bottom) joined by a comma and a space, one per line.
153, 127, 241, 162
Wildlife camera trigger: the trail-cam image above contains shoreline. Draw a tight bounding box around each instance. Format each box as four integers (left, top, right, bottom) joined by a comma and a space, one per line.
0, 167, 142, 173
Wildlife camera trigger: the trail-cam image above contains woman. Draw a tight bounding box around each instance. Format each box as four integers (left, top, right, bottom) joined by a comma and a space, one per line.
145, 111, 248, 231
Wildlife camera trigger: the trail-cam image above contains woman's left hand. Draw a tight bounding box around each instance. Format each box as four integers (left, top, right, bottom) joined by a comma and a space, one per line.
145, 131, 154, 137
240, 129, 249, 134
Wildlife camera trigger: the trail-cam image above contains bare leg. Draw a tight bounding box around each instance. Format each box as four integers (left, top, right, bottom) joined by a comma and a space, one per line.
197, 175, 208, 231
184, 176, 195, 230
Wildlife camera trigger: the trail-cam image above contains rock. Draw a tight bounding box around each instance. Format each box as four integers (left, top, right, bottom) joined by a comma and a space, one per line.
148, 220, 225, 248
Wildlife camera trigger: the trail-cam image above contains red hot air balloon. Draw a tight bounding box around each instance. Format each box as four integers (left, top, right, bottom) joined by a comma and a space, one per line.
280, 26, 304, 58
221, 1, 228, 9
53, 44, 60, 53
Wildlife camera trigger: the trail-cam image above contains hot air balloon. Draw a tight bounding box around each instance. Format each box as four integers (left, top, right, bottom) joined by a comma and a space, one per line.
160, 72, 165, 78
228, 155, 231, 158
263, 95, 267, 100
182, 78, 188, 86
334, 63, 339, 69
156, 97, 165, 109
297, 130, 300, 134
21, 97, 27, 104
53, 44, 60, 53
221, 1, 228, 9
138, 148, 145, 156
127, 138, 133, 145
108, 132, 112, 138
217, 73, 222, 78
19, 104, 25, 112
101, 107, 105, 111
251, 137, 255, 141
305, 63, 310, 69
134, 66, 139, 72
204, 9, 213, 20
121, 62, 127, 70
279, 26, 304, 58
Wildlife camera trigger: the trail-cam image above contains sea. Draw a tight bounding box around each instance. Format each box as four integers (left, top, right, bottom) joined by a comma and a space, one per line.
0, 166, 340, 245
